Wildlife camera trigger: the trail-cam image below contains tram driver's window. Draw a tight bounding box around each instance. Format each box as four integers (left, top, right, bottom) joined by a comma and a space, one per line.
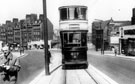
72, 33, 81, 43
68, 33, 80, 43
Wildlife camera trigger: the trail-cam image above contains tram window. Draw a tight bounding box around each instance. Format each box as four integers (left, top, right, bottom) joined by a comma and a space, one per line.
68, 7, 87, 20
124, 29, 135, 35
60, 7, 87, 20
64, 33, 68, 43
68, 33, 81, 43
69, 8, 75, 19
63, 33, 81, 47
79, 8, 87, 20
74, 8, 78, 19
63, 33, 69, 47
72, 33, 81, 43
60, 8, 67, 20
81, 33, 87, 46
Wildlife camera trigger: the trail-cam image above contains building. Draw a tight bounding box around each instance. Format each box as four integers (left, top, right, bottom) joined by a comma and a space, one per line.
20, 20, 28, 49
92, 18, 131, 51
26, 14, 37, 24
0, 14, 54, 50
27, 24, 33, 42
92, 19, 111, 50
0, 25, 6, 46
32, 21, 41, 41
6, 21, 14, 47
13, 18, 20, 45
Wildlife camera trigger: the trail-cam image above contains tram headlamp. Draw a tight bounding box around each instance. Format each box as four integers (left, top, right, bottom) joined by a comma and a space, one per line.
71, 52, 79, 59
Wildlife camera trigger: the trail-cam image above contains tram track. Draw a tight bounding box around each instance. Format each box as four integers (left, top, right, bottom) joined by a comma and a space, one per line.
84, 69, 99, 84
64, 70, 67, 84
64, 69, 99, 84
64, 68, 117, 84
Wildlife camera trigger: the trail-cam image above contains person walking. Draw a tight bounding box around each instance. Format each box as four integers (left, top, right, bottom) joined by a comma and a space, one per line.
20, 47, 24, 55
0, 46, 21, 84
114, 47, 117, 56
48, 45, 51, 64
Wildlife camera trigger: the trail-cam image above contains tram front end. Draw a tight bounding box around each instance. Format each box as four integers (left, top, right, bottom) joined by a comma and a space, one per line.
60, 30, 88, 69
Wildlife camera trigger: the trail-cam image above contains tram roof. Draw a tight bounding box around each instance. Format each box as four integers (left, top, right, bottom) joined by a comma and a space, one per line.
59, 5, 87, 10
60, 30, 88, 32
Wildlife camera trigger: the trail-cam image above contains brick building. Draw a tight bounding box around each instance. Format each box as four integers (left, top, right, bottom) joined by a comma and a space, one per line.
32, 21, 41, 41
13, 18, 20, 44
6, 21, 14, 46
0, 14, 54, 49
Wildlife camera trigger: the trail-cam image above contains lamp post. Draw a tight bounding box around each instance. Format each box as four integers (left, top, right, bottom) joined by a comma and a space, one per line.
5, 27, 7, 45
20, 23, 23, 55
43, 0, 50, 75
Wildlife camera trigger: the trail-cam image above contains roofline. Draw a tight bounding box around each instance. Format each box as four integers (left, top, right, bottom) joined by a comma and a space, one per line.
59, 5, 87, 10
121, 25, 135, 28
111, 20, 131, 23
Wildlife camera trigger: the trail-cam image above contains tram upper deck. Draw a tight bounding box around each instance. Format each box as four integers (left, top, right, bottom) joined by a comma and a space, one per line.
59, 5, 88, 30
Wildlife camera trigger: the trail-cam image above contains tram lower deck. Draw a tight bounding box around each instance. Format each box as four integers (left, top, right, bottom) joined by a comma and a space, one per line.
60, 30, 88, 69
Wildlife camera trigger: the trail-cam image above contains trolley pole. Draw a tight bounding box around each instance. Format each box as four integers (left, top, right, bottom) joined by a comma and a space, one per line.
43, 0, 50, 75
20, 24, 22, 55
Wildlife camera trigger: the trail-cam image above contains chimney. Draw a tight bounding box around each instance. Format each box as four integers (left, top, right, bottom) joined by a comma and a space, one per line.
131, 8, 135, 25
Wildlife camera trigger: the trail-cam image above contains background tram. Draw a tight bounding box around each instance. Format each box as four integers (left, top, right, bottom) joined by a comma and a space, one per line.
120, 26, 135, 56
121, 38, 135, 56
59, 5, 88, 69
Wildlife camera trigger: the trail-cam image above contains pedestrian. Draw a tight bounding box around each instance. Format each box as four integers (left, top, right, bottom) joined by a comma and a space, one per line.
0, 46, 21, 84
114, 47, 117, 56
48, 45, 51, 64
48, 50, 51, 64
20, 47, 24, 55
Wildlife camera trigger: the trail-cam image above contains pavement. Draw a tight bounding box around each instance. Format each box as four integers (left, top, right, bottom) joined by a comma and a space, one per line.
88, 49, 135, 60
28, 48, 133, 84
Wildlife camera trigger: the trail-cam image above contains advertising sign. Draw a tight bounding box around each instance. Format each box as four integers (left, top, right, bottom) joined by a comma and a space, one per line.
110, 36, 119, 44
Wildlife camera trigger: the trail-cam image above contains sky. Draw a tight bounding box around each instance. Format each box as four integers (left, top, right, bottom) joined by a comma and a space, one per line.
0, 0, 135, 31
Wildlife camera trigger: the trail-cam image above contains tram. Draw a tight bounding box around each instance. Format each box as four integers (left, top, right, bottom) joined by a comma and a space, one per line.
120, 26, 135, 56
59, 5, 88, 69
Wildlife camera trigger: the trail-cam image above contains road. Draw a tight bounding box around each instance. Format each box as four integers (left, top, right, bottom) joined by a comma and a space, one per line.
16, 49, 97, 84
88, 50, 135, 84
16, 49, 135, 84
17, 50, 45, 84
